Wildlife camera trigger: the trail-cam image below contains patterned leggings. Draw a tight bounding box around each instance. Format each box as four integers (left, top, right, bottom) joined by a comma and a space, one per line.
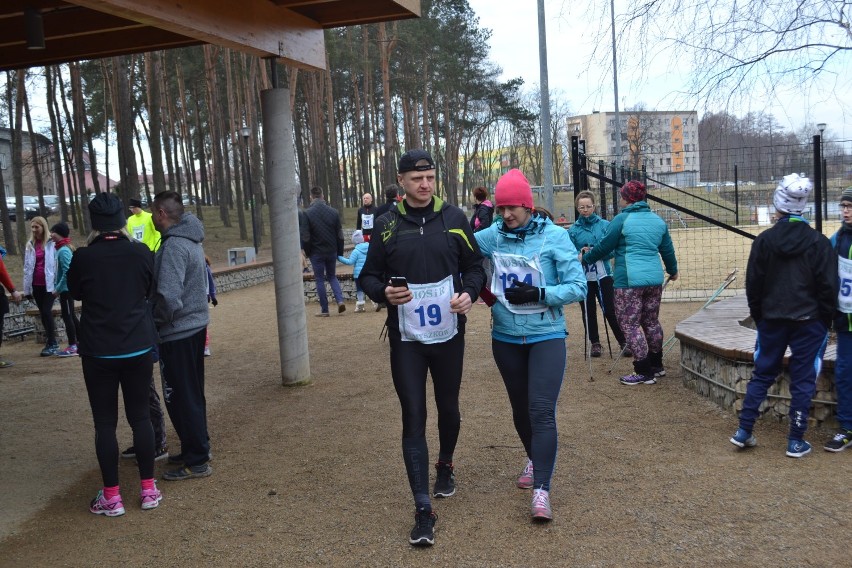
613, 285, 664, 362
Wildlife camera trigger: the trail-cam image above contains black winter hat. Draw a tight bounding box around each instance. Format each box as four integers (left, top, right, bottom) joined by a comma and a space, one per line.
50, 222, 69, 238
89, 192, 126, 231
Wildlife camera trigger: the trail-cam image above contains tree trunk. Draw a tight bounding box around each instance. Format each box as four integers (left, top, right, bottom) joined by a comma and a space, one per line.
45, 66, 69, 223
69, 63, 92, 231
23, 91, 47, 215
112, 56, 140, 205
144, 51, 167, 195
224, 49, 247, 240
12, 71, 27, 249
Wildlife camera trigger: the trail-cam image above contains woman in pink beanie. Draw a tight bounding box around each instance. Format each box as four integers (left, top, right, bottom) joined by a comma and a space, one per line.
474, 169, 587, 522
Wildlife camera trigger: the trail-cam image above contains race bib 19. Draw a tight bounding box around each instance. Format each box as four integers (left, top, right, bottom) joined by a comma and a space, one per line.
397, 275, 458, 343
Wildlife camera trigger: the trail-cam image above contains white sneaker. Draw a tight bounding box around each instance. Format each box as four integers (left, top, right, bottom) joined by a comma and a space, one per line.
355, 303, 365, 313
531, 488, 552, 521
203, 346, 211, 357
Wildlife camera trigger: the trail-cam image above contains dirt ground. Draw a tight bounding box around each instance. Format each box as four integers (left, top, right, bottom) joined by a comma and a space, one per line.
0, 282, 849, 567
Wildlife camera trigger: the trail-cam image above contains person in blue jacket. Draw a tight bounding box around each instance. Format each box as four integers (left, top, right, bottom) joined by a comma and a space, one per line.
474, 169, 587, 522
824, 187, 852, 453
337, 230, 371, 312
567, 190, 629, 358
582, 180, 678, 386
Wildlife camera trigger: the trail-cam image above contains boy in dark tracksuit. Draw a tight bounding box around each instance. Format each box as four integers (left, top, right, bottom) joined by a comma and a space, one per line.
731, 173, 837, 458
825, 188, 852, 452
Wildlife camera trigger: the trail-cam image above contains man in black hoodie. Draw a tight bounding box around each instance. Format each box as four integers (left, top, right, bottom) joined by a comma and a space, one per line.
302, 186, 346, 316
730, 173, 837, 458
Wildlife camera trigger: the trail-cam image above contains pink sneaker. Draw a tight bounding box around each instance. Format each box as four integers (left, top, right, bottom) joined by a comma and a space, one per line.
89, 490, 125, 517
140, 485, 163, 510
531, 488, 552, 521
516, 459, 534, 489
56, 344, 78, 358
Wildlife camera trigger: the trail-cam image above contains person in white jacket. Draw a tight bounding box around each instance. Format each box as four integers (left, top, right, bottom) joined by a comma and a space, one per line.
23, 216, 58, 356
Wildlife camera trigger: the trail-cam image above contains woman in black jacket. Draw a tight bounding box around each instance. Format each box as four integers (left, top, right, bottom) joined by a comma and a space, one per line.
68, 193, 161, 517
469, 186, 494, 233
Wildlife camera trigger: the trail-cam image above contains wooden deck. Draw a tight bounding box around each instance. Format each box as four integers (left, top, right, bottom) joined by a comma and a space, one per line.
674, 294, 837, 367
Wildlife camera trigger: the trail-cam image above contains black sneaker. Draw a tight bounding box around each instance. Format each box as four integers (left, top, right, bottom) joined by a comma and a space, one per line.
824, 429, 852, 452
167, 451, 213, 465
433, 461, 455, 498
163, 463, 213, 481
123, 446, 169, 461
409, 509, 437, 546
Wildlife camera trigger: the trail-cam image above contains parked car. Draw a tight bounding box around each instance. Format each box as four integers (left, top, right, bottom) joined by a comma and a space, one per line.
6, 196, 37, 222
42, 195, 60, 215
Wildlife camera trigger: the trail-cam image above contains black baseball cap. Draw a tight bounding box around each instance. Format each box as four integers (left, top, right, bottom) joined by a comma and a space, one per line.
398, 149, 435, 173
129, 198, 143, 208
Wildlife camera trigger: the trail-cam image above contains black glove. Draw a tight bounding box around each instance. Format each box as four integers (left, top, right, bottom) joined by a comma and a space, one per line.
504, 280, 544, 305
211, 297, 218, 307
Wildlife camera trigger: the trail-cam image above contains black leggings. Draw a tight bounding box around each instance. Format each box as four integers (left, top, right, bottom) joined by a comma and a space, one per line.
58, 291, 79, 345
82, 353, 155, 486
492, 338, 566, 491
31, 285, 55, 344
579, 276, 626, 346
389, 331, 464, 501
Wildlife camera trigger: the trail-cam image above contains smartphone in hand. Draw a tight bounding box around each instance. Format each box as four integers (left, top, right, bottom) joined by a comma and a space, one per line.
390, 276, 409, 289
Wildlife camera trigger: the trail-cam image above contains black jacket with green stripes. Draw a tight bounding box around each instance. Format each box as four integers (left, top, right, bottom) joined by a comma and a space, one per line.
359, 196, 485, 333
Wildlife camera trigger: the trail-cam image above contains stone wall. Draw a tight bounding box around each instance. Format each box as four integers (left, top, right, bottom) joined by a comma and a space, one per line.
677, 296, 839, 430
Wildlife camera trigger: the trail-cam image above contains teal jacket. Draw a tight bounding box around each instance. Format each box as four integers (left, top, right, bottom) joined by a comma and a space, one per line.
567, 213, 614, 277
475, 214, 587, 342
582, 201, 677, 288
54, 245, 73, 294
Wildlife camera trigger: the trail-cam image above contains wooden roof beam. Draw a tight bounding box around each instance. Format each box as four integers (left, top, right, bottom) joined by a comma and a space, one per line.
70, 0, 326, 69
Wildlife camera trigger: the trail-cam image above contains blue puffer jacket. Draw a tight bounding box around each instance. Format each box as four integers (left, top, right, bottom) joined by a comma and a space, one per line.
338, 242, 369, 278
582, 201, 677, 288
567, 213, 614, 277
475, 214, 587, 341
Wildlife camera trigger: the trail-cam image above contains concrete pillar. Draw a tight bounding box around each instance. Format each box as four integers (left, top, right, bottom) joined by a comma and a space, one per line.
261, 88, 311, 385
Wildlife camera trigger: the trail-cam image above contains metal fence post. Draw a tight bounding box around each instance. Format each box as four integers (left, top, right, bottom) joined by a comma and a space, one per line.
813, 135, 822, 233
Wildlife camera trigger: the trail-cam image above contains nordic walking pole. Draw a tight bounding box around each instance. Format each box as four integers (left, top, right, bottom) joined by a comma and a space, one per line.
581, 296, 594, 382
593, 266, 614, 359
662, 268, 737, 356
607, 275, 673, 375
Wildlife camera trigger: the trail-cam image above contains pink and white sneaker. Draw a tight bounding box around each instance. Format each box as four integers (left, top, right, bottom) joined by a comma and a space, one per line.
56, 344, 78, 358
531, 488, 552, 521
89, 490, 125, 517
516, 459, 534, 489
140, 484, 163, 510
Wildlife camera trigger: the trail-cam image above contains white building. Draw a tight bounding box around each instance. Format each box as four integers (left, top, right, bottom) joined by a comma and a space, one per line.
568, 110, 700, 187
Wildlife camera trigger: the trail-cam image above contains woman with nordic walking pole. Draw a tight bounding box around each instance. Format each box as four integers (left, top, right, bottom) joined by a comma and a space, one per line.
581, 181, 678, 386
474, 169, 586, 521
568, 190, 630, 359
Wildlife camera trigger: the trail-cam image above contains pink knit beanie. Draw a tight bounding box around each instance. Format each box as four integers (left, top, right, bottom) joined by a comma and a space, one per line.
495, 169, 534, 209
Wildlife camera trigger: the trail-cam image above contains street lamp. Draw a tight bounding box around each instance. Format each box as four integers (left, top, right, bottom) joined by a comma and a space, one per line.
817, 123, 827, 221
240, 126, 259, 255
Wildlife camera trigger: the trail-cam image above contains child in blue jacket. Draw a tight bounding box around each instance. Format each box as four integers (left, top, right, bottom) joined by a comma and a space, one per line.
338, 230, 370, 312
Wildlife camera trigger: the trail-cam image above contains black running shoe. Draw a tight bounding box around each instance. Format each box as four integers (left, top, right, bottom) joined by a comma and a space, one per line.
433, 461, 455, 497
409, 509, 437, 546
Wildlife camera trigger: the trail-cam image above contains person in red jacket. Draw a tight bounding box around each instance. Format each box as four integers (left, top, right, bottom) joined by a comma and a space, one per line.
0, 248, 24, 367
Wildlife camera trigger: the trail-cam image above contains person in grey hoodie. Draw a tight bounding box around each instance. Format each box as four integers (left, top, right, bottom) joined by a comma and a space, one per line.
151, 190, 212, 481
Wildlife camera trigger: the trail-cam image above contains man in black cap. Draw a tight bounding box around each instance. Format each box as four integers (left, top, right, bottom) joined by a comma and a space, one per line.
126, 198, 160, 252
359, 149, 485, 547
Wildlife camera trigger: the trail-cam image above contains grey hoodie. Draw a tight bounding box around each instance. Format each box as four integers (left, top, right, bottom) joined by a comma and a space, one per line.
153, 212, 209, 342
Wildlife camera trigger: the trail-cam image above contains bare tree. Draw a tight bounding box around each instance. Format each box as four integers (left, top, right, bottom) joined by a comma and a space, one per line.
584, 0, 851, 109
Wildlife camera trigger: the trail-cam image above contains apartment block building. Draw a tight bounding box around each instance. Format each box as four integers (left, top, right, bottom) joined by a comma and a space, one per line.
567, 110, 700, 187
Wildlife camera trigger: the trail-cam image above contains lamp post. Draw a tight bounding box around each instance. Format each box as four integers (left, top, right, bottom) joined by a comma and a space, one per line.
240, 126, 259, 256
817, 122, 827, 220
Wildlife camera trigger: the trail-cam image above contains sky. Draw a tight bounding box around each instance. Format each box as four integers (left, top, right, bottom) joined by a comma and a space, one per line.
466, 0, 851, 140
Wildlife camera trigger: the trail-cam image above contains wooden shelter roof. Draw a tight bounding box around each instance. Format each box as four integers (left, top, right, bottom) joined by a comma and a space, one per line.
0, 0, 420, 71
